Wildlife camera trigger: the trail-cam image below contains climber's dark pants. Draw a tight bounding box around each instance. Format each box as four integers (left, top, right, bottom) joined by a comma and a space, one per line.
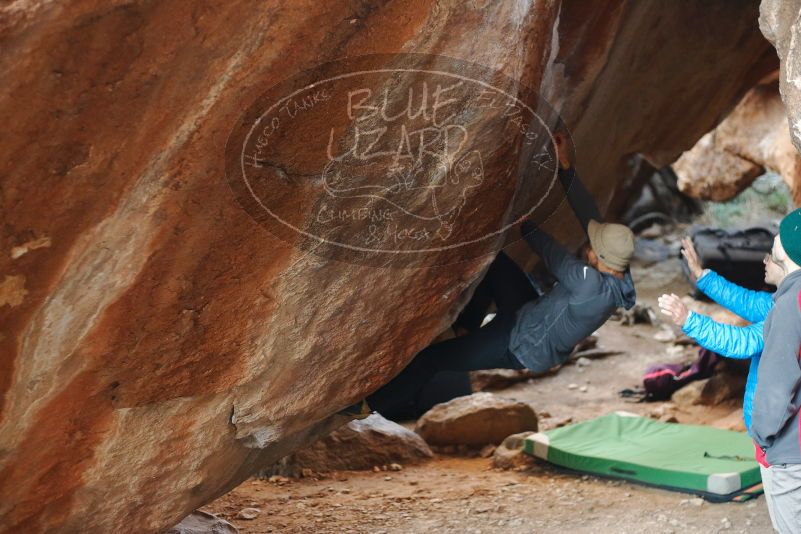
452, 251, 538, 332
368, 252, 537, 417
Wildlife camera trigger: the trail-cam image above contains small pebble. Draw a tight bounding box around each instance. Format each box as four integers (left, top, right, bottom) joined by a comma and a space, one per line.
479, 445, 496, 458
236, 507, 261, 520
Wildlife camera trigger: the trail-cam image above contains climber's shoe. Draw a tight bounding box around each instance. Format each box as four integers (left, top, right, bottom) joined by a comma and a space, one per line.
338, 399, 372, 420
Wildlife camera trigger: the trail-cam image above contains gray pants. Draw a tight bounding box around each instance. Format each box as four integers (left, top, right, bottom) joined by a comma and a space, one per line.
761, 464, 801, 533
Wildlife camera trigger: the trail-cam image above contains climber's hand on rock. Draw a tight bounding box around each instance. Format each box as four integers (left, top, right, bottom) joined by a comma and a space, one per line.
658, 293, 689, 326
553, 132, 572, 170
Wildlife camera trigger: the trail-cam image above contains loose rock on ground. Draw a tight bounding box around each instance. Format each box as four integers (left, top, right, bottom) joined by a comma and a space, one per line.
415, 393, 538, 446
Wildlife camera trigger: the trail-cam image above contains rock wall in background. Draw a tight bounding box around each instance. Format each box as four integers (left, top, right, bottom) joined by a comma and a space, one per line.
673, 79, 801, 203
760, 0, 801, 156
671, 0, 801, 208
0, 1, 776, 532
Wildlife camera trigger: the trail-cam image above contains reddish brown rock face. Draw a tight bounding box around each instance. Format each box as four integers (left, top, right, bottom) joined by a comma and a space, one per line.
673, 79, 801, 203
0, 1, 775, 532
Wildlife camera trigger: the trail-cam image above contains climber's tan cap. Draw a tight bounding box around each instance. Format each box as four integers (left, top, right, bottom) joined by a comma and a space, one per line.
587, 219, 635, 272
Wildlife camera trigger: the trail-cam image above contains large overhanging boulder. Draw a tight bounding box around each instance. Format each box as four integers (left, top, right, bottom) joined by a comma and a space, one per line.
0, 1, 775, 532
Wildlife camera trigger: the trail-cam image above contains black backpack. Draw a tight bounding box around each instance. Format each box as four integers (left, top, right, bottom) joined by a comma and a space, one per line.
682, 225, 776, 298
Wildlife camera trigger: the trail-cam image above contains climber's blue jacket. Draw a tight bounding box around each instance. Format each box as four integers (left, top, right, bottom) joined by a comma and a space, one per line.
681, 270, 773, 430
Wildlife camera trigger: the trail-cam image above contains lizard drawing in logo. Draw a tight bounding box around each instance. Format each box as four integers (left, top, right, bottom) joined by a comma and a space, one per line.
322, 149, 485, 241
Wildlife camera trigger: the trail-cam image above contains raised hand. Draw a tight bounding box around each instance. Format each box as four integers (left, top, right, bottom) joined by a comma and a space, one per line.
681, 237, 703, 281
658, 293, 689, 326
553, 132, 571, 170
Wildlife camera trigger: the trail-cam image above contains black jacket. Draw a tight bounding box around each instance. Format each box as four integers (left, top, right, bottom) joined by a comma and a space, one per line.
508, 168, 636, 371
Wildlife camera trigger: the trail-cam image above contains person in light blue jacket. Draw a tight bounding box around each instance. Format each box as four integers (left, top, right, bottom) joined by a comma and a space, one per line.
658, 237, 773, 431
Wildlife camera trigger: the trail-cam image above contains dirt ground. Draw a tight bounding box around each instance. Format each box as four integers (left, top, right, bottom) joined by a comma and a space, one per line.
202, 254, 775, 533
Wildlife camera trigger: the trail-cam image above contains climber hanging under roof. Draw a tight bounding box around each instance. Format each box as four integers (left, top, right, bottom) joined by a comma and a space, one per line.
359, 132, 638, 418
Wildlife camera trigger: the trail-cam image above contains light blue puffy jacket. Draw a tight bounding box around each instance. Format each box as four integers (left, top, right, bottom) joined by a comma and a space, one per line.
681, 270, 773, 430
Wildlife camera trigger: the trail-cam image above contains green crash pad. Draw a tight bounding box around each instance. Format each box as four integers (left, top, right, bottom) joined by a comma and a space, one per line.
523, 412, 761, 498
